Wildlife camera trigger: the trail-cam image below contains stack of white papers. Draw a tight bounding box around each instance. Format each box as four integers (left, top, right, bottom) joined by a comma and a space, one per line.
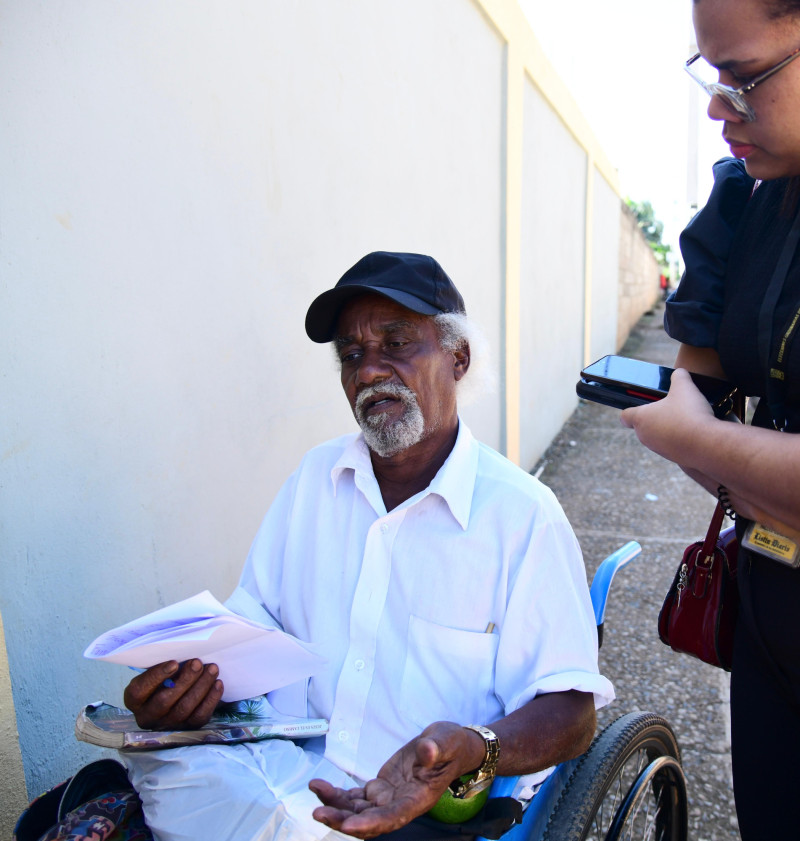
84, 591, 326, 702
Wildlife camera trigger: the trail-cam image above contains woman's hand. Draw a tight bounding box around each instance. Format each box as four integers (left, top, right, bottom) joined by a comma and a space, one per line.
622, 368, 800, 535
620, 368, 716, 463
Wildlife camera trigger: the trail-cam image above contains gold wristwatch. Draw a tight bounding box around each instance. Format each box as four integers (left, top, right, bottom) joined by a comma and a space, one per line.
450, 725, 500, 800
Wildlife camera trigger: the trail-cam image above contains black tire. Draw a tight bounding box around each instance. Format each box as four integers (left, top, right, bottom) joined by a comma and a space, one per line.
541, 711, 688, 841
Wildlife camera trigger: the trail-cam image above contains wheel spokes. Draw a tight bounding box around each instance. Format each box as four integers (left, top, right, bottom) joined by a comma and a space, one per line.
584, 749, 684, 841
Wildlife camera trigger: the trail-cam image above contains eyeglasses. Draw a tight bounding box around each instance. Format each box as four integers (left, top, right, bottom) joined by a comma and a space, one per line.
685, 46, 800, 121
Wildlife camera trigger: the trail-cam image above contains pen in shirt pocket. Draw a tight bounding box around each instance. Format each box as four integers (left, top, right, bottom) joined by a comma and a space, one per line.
485, 622, 496, 634
129, 666, 176, 689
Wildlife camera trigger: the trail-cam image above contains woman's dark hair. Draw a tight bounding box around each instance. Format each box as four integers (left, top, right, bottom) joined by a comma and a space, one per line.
768, 0, 800, 17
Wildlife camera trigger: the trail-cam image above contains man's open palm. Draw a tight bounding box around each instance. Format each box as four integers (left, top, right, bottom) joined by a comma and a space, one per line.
309, 722, 482, 838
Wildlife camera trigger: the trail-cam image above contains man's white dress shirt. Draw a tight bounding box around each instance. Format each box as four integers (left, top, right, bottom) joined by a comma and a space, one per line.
124, 422, 613, 841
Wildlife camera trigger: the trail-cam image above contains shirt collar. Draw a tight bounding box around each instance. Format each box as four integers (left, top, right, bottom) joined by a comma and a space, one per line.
330, 420, 478, 530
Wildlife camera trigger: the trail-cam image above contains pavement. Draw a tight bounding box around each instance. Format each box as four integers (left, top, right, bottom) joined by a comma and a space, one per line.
533, 299, 740, 840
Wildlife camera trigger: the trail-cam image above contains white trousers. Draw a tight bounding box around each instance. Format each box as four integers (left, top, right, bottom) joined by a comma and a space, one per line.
122, 739, 359, 841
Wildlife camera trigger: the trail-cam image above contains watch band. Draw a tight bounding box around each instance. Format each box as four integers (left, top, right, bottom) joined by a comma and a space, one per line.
449, 724, 500, 799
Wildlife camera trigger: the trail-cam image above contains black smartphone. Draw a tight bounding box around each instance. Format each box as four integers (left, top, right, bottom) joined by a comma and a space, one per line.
577, 355, 738, 417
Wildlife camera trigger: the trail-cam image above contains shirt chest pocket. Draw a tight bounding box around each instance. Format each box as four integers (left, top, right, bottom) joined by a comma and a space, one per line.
399, 615, 500, 731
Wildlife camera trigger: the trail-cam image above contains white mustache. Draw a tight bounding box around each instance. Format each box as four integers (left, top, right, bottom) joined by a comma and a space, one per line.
355, 383, 417, 418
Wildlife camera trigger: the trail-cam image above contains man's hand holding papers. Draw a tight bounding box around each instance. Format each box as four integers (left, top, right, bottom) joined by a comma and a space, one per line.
124, 659, 224, 730
84, 590, 326, 730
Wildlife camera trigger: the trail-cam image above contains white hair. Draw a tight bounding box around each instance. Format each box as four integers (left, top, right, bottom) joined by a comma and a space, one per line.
433, 312, 494, 407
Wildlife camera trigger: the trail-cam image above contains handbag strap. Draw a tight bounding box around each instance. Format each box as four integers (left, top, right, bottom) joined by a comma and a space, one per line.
701, 503, 727, 557
701, 390, 745, 557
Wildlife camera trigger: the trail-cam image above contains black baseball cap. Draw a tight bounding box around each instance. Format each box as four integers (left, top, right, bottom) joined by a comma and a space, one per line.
304, 251, 466, 343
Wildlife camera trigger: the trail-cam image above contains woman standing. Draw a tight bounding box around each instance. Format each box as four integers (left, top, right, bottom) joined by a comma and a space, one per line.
621, 0, 800, 836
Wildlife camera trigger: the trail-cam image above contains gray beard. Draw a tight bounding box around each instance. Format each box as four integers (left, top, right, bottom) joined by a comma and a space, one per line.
355, 383, 426, 458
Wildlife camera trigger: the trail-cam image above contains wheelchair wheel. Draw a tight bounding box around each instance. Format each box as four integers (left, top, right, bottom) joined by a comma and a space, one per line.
541, 711, 687, 841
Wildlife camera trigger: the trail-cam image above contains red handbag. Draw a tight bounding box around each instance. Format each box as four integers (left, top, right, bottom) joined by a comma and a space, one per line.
658, 503, 739, 671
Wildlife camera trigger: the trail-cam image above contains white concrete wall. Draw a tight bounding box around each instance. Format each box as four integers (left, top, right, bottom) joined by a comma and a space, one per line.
518, 79, 588, 471
589, 171, 623, 364
1, 0, 622, 800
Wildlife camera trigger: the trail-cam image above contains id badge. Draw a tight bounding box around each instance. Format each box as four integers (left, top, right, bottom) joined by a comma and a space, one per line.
742, 521, 800, 568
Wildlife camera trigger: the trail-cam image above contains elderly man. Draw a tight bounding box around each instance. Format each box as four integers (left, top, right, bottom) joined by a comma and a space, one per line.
122, 252, 613, 841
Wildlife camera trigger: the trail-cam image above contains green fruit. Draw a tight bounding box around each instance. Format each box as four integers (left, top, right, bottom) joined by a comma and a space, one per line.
426, 776, 490, 824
